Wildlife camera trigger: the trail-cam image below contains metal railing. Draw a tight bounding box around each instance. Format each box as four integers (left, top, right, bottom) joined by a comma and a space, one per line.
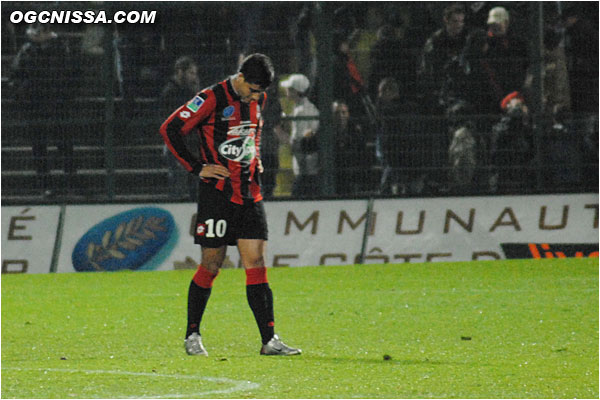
2, 102, 597, 203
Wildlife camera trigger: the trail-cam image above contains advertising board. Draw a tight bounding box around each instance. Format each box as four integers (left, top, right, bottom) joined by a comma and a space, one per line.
1, 206, 61, 273
52, 194, 598, 272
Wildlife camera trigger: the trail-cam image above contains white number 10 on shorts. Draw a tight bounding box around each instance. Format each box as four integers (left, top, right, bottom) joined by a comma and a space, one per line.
197, 218, 227, 238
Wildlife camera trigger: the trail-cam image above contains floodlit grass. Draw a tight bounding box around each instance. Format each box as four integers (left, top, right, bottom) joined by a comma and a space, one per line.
2, 258, 598, 398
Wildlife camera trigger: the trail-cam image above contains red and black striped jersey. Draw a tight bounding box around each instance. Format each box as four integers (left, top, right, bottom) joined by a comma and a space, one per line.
160, 77, 267, 204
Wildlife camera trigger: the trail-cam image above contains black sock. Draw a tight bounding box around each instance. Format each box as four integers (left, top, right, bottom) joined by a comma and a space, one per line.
246, 283, 275, 345
186, 280, 212, 339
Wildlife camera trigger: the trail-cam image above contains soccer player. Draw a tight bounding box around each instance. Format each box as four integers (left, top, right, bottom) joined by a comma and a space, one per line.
160, 53, 301, 356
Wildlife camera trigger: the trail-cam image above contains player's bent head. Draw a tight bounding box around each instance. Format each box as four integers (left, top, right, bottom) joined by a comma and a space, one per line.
238, 53, 275, 90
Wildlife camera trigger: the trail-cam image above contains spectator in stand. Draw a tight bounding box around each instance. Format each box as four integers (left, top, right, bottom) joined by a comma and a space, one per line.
446, 100, 487, 194
159, 5, 241, 86
523, 25, 571, 115
417, 3, 468, 114
308, 6, 370, 120
79, 25, 107, 97
562, 5, 598, 114
368, 25, 414, 104
440, 28, 499, 116
10, 23, 77, 197
489, 91, 534, 193
331, 33, 367, 119
259, 75, 284, 199
560, 4, 598, 189
485, 7, 528, 102
542, 24, 571, 114
115, 24, 163, 99
541, 104, 582, 189
160, 56, 201, 201
160, 56, 201, 114
375, 77, 423, 195
280, 74, 320, 198
440, 29, 500, 194
294, 3, 316, 80
332, 101, 374, 195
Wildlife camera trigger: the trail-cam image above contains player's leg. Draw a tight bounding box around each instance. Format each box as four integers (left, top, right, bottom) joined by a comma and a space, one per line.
238, 239, 273, 342
184, 246, 225, 356
185, 184, 231, 355
238, 239, 301, 356
186, 246, 225, 337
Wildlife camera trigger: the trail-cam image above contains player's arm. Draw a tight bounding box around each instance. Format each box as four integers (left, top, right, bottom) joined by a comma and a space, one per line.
160, 92, 228, 179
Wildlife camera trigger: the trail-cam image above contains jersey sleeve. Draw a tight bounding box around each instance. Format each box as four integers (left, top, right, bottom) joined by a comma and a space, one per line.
159, 91, 216, 175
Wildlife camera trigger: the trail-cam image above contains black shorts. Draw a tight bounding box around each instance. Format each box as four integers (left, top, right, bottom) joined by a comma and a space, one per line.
194, 183, 268, 247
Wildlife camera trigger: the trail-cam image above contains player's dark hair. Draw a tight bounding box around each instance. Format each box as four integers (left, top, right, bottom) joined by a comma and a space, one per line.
238, 53, 274, 89
174, 56, 196, 74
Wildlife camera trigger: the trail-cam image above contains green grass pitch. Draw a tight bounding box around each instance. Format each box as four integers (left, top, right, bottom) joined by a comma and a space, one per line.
2, 258, 598, 398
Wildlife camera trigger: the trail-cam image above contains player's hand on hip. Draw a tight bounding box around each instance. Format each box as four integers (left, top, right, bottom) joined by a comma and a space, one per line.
200, 164, 230, 180
257, 158, 264, 174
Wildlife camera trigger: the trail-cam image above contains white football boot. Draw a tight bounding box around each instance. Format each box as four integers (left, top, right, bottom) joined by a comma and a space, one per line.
184, 332, 208, 356
260, 334, 302, 356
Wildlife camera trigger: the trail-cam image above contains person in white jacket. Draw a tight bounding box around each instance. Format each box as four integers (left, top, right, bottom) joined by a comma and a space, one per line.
281, 74, 320, 197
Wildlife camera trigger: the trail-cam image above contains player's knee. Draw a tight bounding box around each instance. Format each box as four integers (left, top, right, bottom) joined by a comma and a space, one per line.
201, 246, 226, 272
243, 255, 265, 269
202, 260, 222, 273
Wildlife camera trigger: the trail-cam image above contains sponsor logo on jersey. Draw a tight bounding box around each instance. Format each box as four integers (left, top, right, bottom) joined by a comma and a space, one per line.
218, 136, 256, 164
221, 106, 235, 120
186, 95, 204, 112
179, 110, 191, 119
226, 122, 257, 137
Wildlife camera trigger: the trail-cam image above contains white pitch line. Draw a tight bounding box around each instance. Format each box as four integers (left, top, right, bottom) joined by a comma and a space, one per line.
1, 367, 260, 398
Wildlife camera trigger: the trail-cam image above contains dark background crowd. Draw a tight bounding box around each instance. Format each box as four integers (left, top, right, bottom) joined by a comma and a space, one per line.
1, 1, 598, 202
